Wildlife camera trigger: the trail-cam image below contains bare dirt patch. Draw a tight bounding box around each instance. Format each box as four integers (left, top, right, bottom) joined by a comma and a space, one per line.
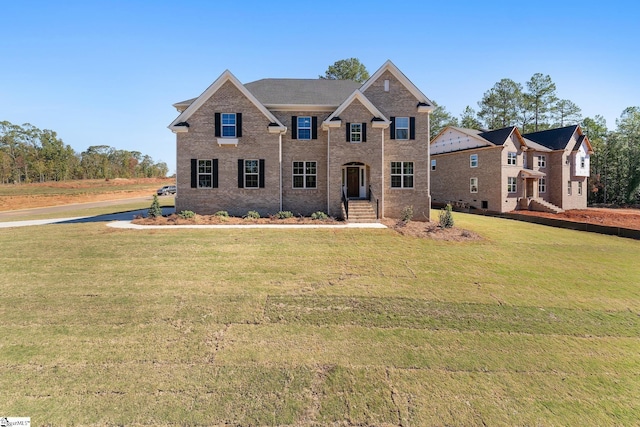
0, 178, 173, 211
513, 208, 640, 231
382, 218, 482, 241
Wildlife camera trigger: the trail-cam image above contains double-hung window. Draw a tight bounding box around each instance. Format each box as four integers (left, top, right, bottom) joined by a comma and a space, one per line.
507, 152, 517, 165
350, 123, 362, 142
538, 177, 546, 193
293, 161, 317, 189
580, 156, 586, 169
297, 116, 312, 140
567, 181, 572, 195
244, 160, 259, 188
507, 177, 517, 193
470, 154, 478, 168
578, 181, 583, 195
470, 177, 478, 193
395, 117, 409, 140
221, 113, 236, 137
538, 155, 546, 168
391, 161, 414, 188
198, 160, 212, 188
431, 159, 436, 171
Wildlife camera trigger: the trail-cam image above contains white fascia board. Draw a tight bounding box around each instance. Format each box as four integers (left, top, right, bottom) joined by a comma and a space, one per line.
361, 60, 435, 108
324, 90, 389, 125
168, 70, 285, 131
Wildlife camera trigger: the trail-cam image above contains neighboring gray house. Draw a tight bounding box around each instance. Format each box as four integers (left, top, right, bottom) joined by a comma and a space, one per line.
168, 61, 435, 220
430, 125, 593, 213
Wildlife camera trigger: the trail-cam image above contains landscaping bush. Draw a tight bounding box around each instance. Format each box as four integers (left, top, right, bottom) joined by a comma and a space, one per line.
147, 195, 163, 218
275, 211, 294, 219
400, 205, 414, 223
439, 203, 455, 228
214, 210, 230, 217
244, 210, 260, 219
311, 211, 329, 220
178, 210, 195, 219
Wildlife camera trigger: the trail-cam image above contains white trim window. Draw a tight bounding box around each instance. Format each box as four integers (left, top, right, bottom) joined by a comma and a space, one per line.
578, 181, 583, 195
222, 113, 236, 137
538, 177, 546, 193
391, 161, 413, 188
293, 161, 317, 189
470, 177, 478, 193
244, 159, 259, 188
395, 117, 409, 140
350, 123, 362, 143
198, 159, 213, 188
297, 116, 312, 140
470, 154, 478, 168
507, 177, 517, 193
431, 159, 436, 171
538, 155, 546, 168
507, 152, 517, 165
567, 180, 572, 196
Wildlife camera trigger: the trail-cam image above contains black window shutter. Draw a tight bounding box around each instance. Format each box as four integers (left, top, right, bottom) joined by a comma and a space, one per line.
238, 159, 244, 188
236, 113, 242, 137
191, 159, 197, 188
212, 159, 218, 188
259, 159, 265, 188
390, 117, 396, 140
291, 116, 297, 139
410, 117, 416, 140
214, 113, 221, 137
312, 117, 318, 139
362, 123, 367, 142
346, 122, 351, 142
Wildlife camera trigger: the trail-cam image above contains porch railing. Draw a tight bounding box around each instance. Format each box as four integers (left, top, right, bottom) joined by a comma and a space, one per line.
341, 187, 349, 219
368, 185, 379, 219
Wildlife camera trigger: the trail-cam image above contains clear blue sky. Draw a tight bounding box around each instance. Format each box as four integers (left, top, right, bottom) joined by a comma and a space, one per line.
1, 0, 638, 175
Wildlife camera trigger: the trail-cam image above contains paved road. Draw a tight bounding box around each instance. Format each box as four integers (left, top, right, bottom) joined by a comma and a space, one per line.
0, 196, 156, 220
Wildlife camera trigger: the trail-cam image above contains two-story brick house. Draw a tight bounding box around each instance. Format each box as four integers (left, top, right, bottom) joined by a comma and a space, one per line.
430, 125, 593, 213
168, 61, 435, 220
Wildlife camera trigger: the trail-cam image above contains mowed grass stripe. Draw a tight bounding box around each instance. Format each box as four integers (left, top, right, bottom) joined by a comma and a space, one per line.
265, 295, 640, 337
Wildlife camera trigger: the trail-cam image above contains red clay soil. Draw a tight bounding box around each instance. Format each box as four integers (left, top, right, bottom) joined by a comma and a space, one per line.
513, 208, 640, 231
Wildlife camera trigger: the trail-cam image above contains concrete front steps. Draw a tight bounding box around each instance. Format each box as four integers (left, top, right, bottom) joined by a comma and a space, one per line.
528, 198, 564, 214
343, 199, 378, 223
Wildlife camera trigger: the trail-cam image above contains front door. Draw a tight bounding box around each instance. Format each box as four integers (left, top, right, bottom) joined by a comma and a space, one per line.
347, 167, 360, 198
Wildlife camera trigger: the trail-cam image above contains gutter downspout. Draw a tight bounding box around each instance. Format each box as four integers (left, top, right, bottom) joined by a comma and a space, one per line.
327, 128, 330, 216
279, 132, 283, 212
381, 128, 384, 218
426, 112, 431, 219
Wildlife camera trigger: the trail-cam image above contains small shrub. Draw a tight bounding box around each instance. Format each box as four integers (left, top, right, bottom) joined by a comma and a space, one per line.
147, 195, 163, 218
244, 210, 260, 219
439, 204, 455, 229
400, 205, 414, 223
214, 210, 229, 217
178, 210, 195, 219
311, 211, 329, 220
275, 211, 294, 219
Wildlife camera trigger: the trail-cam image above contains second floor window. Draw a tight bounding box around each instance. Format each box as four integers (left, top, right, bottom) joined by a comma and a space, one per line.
470, 154, 478, 168
538, 155, 546, 168
297, 116, 311, 140
222, 113, 236, 137
395, 117, 409, 140
350, 123, 362, 142
431, 159, 436, 171
507, 152, 517, 165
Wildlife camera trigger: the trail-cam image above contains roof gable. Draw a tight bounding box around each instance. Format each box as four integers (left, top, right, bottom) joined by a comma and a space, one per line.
360, 60, 434, 111
323, 90, 389, 127
523, 125, 579, 151
168, 70, 285, 133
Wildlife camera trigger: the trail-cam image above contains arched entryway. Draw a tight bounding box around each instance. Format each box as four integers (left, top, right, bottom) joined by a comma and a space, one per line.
342, 162, 367, 199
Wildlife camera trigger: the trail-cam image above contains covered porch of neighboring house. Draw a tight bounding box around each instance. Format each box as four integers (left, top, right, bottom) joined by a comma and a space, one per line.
517, 169, 564, 213
340, 162, 379, 222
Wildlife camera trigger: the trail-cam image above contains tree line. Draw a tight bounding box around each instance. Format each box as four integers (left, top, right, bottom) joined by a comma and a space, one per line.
0, 120, 168, 184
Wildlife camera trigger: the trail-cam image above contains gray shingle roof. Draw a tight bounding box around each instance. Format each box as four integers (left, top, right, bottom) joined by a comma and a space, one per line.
523, 125, 579, 151
244, 78, 362, 106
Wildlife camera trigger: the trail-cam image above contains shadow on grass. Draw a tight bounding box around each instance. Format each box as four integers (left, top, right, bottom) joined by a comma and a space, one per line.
58, 206, 175, 223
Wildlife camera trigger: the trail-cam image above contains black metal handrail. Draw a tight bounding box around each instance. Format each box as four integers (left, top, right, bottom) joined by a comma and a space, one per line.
341, 187, 349, 219
368, 185, 379, 219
